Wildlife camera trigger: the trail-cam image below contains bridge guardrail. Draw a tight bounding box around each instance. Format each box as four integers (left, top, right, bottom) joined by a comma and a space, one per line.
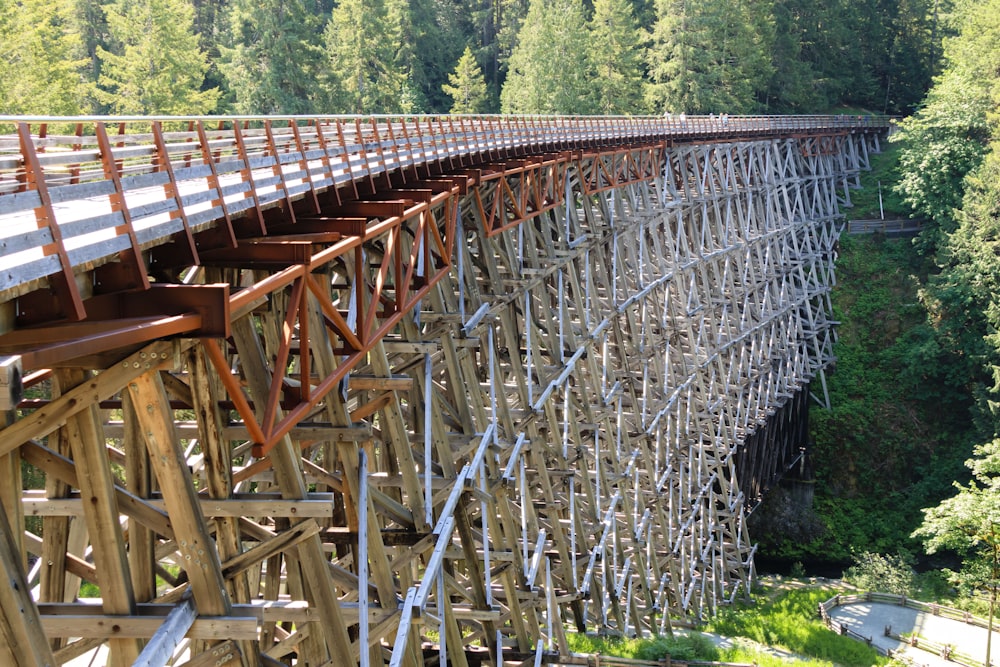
0, 114, 890, 317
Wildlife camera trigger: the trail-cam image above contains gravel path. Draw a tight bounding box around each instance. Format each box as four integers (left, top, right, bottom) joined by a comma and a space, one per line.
830, 601, 1000, 666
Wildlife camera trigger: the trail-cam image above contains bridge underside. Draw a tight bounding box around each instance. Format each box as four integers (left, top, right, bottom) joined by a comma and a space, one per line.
0, 124, 880, 666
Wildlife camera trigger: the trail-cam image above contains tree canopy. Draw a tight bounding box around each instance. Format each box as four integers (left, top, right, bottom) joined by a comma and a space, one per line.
444, 46, 490, 114
0, 0, 89, 114
97, 0, 219, 115
500, 0, 593, 114
0, 0, 949, 115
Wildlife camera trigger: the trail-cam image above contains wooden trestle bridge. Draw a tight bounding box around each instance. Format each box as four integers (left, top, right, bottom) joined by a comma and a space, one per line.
0, 114, 888, 667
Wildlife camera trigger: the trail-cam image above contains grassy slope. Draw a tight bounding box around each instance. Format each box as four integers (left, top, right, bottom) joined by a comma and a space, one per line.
845, 142, 908, 220
567, 579, 886, 666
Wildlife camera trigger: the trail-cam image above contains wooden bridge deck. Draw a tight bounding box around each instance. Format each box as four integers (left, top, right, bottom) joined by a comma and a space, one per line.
0, 114, 888, 667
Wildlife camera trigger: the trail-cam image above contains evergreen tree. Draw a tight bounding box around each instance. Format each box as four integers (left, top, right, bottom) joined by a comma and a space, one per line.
893, 0, 998, 248
409, 0, 469, 112
914, 438, 1000, 655
189, 0, 231, 97
471, 0, 531, 105
322, 0, 414, 113
73, 0, 110, 104
500, 0, 593, 114
894, 72, 991, 240
0, 0, 90, 114
588, 0, 646, 114
443, 46, 490, 114
852, 0, 937, 114
799, 0, 874, 109
221, 0, 325, 114
761, 0, 825, 111
97, 0, 218, 115
646, 0, 774, 113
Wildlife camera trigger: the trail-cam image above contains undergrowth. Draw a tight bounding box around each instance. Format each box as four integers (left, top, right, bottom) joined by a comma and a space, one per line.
568, 580, 889, 666
847, 142, 909, 220
565, 632, 718, 662
705, 582, 888, 667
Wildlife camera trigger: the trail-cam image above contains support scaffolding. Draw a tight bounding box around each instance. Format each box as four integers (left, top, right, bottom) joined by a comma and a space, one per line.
0, 118, 885, 666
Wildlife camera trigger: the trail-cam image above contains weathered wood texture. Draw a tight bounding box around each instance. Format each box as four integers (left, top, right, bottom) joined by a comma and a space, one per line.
0, 119, 884, 665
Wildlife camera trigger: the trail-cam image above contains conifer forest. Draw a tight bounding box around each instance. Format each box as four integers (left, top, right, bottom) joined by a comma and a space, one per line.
0, 0, 954, 117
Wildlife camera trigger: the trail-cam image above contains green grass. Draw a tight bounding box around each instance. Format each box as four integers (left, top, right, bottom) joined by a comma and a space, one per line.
846, 142, 910, 220
704, 581, 888, 667
565, 632, 719, 662
566, 580, 890, 666
718, 644, 846, 667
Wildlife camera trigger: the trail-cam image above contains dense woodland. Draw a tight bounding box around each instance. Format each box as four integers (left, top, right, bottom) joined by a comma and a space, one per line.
750, 0, 1000, 607
0, 0, 951, 117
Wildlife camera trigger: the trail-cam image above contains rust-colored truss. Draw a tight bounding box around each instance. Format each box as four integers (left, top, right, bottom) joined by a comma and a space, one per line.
202, 187, 460, 457
470, 154, 571, 236
576, 144, 667, 196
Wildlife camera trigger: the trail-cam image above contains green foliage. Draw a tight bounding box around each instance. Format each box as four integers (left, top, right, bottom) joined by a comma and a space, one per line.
443, 46, 490, 114
0, 0, 91, 114
469, 0, 530, 104
715, 648, 845, 667
322, 0, 414, 113
645, 0, 775, 113
892, 0, 1000, 251
220, 0, 325, 114
763, 233, 979, 565
588, 0, 647, 114
0, 0, 954, 117
892, 71, 991, 245
564, 632, 719, 662
706, 585, 887, 667
500, 0, 594, 114
843, 551, 917, 595
914, 439, 1000, 599
761, 0, 822, 112
809, 1, 876, 109
845, 142, 908, 220
96, 0, 219, 114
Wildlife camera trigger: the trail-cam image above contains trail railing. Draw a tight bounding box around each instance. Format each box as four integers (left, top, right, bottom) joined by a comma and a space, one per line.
819, 592, 995, 667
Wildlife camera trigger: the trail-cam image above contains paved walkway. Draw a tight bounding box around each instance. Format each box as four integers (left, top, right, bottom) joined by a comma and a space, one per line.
830, 601, 1000, 667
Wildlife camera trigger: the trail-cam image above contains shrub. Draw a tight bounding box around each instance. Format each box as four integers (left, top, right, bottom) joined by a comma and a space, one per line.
842, 551, 916, 596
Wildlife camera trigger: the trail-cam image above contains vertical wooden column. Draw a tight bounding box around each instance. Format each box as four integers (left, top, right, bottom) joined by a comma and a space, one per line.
55, 368, 142, 667
0, 494, 54, 667
125, 371, 231, 615
231, 316, 354, 665
0, 411, 22, 564
38, 396, 76, 631
188, 345, 261, 667
122, 393, 156, 603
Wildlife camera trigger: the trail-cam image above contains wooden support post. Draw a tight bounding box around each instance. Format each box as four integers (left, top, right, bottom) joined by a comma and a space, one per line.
188, 345, 261, 666
123, 392, 157, 603
0, 483, 55, 666
231, 316, 354, 665
55, 368, 142, 666
125, 371, 231, 616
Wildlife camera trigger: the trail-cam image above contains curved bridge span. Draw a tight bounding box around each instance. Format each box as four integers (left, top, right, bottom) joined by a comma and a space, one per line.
0, 115, 887, 666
